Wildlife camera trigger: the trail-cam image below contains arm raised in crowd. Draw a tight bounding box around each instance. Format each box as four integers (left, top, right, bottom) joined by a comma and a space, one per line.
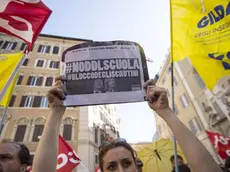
32, 76, 66, 172
144, 79, 222, 172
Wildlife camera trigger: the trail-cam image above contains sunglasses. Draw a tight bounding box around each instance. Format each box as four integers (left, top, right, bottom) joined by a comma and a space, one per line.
99, 138, 127, 151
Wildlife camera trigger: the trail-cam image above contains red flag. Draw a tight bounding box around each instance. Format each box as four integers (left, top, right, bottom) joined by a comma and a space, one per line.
57, 135, 80, 172
95, 164, 101, 172
0, 0, 52, 49
206, 130, 230, 160
27, 135, 81, 172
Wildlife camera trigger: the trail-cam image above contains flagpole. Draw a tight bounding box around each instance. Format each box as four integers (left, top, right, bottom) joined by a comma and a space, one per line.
169, 0, 179, 171
0, 53, 27, 133
0, 54, 26, 102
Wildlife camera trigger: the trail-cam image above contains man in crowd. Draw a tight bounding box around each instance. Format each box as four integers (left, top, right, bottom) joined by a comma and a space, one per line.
0, 139, 31, 172
170, 155, 191, 172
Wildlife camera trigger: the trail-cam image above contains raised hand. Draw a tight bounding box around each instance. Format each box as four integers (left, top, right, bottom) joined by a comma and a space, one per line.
143, 79, 170, 115
46, 76, 66, 112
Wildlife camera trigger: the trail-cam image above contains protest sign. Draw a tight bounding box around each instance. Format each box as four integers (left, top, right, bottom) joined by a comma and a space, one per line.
62, 41, 149, 106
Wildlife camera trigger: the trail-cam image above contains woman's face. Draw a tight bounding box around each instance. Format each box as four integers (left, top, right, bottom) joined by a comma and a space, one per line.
102, 147, 137, 172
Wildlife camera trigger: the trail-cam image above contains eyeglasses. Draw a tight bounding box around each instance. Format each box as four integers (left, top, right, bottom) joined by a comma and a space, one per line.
99, 138, 127, 151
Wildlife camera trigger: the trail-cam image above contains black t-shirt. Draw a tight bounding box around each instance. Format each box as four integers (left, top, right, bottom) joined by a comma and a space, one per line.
172, 164, 191, 172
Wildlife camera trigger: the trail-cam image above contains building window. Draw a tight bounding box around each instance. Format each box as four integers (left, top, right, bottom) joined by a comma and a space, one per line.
27, 76, 43, 86
95, 128, 98, 144
180, 93, 189, 108
45, 77, 53, 86
14, 125, 27, 142
193, 68, 205, 89
20, 43, 27, 51
173, 77, 178, 87
168, 67, 171, 73
53, 46, 59, 54
9, 95, 16, 107
14, 117, 29, 142
32, 117, 46, 142
36, 59, 45, 67
63, 117, 73, 141
100, 132, 105, 144
49, 61, 59, 69
188, 117, 202, 134
37, 45, 51, 53
16, 75, 23, 85
20, 96, 34, 107
0, 40, 4, 48
32, 96, 42, 107
161, 78, 165, 85
2, 41, 17, 50
22, 58, 29, 66
40, 97, 48, 108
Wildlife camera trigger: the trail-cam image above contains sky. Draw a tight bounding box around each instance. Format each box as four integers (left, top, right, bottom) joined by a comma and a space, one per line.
42, 0, 170, 143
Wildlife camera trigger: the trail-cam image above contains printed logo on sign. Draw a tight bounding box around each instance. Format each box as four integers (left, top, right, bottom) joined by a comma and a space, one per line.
197, 2, 230, 28
0, 56, 7, 62
208, 51, 230, 70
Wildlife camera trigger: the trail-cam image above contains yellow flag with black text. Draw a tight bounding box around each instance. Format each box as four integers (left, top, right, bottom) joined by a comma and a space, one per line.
171, 0, 230, 89
0, 52, 23, 107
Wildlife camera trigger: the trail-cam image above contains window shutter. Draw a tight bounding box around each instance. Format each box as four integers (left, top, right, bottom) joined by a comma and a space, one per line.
37, 45, 42, 52
14, 125, 27, 142
22, 58, 29, 66
20, 96, 27, 107
17, 75, 23, 85
45, 77, 53, 86
46, 46, 51, 53
20, 43, 26, 51
0, 40, 3, 48
33, 96, 42, 107
2, 41, 9, 49
63, 125, 72, 141
12, 42, 17, 50
49, 61, 53, 68
32, 125, 44, 142
56, 61, 60, 68
9, 95, 16, 107
36, 77, 43, 86
27, 76, 32, 85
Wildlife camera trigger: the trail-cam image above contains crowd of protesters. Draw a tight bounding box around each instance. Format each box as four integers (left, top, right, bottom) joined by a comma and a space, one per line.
0, 77, 229, 172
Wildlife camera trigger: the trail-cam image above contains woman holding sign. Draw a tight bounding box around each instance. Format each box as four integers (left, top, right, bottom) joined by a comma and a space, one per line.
32, 77, 221, 172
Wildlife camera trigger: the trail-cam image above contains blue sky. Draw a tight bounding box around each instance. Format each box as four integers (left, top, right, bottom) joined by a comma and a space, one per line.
43, 0, 170, 143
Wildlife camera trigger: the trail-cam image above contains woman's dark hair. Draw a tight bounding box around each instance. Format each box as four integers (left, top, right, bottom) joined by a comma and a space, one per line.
170, 154, 183, 163
99, 140, 136, 172
1, 139, 31, 165
225, 156, 230, 172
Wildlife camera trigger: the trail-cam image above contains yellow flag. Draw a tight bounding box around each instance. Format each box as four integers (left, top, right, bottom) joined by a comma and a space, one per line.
171, 0, 230, 89
0, 74, 18, 107
0, 52, 23, 107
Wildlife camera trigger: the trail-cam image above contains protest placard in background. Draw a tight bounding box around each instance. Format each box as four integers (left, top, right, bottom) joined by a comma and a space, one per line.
62, 40, 149, 106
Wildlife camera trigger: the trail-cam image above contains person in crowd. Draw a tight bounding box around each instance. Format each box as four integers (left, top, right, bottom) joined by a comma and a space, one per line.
225, 156, 230, 172
0, 139, 31, 172
136, 158, 143, 172
31, 77, 222, 172
170, 155, 191, 172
